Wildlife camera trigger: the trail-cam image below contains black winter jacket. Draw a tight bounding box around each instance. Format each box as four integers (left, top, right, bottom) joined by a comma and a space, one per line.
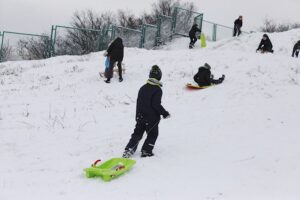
107, 37, 124, 61
234, 19, 243, 28
257, 36, 273, 52
194, 67, 212, 86
292, 41, 300, 56
136, 81, 168, 122
189, 24, 201, 36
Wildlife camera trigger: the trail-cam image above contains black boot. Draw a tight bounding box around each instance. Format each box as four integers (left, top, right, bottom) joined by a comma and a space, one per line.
141, 150, 154, 157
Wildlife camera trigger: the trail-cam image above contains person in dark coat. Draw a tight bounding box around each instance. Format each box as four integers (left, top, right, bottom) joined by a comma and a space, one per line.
233, 16, 243, 37
189, 24, 201, 48
105, 37, 124, 83
123, 65, 170, 158
292, 40, 300, 58
256, 34, 274, 53
193, 63, 225, 87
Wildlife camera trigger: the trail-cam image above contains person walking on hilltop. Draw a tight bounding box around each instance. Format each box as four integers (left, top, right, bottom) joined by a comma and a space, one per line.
292, 40, 300, 58
256, 34, 274, 53
189, 24, 201, 49
104, 37, 124, 83
233, 16, 243, 37
122, 65, 170, 158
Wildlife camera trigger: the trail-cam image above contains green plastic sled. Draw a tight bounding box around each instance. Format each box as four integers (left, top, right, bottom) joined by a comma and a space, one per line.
200, 33, 206, 48
84, 158, 136, 181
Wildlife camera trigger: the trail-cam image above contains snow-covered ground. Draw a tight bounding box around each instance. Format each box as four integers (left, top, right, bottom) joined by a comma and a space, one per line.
1, 29, 300, 200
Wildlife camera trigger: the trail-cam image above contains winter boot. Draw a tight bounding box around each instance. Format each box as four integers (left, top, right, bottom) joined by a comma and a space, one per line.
122, 149, 134, 158
105, 79, 110, 83
119, 77, 123, 82
141, 150, 154, 158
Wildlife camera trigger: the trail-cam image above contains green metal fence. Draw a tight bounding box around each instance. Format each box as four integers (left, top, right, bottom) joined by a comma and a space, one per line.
202, 20, 248, 41
0, 31, 50, 62
0, 6, 249, 63
172, 7, 203, 37
0, 31, 3, 62
50, 25, 102, 56
141, 24, 158, 49
156, 15, 173, 45
111, 25, 143, 48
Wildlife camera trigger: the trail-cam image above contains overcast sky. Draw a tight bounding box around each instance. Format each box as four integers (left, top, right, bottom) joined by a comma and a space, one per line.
0, 0, 300, 34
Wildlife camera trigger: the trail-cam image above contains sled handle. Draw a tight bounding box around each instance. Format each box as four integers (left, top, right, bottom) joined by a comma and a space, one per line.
92, 159, 101, 167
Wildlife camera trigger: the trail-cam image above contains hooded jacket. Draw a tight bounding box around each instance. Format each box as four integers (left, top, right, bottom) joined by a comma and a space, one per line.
257, 35, 273, 52
107, 37, 124, 61
135, 79, 168, 122
193, 67, 212, 86
292, 41, 300, 56
189, 24, 201, 36
234, 18, 243, 28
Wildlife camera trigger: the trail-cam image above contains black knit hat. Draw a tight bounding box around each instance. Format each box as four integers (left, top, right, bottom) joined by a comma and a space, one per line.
149, 65, 162, 81
203, 63, 211, 70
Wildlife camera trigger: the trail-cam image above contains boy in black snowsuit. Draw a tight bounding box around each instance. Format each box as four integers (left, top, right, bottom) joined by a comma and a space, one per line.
189, 24, 201, 48
292, 40, 300, 58
123, 65, 170, 158
256, 34, 274, 53
233, 16, 243, 37
194, 63, 225, 87
105, 37, 124, 83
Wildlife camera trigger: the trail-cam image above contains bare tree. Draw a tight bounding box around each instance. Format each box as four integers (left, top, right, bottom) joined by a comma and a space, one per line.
140, 12, 157, 24
260, 17, 300, 33
17, 36, 50, 60
260, 18, 277, 33
56, 10, 116, 55
118, 10, 142, 29
0, 43, 13, 62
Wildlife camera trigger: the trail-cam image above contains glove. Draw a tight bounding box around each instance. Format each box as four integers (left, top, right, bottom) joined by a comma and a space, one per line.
162, 111, 170, 119
219, 74, 225, 81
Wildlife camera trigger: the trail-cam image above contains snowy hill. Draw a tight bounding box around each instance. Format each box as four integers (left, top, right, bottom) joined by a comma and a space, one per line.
1, 29, 300, 200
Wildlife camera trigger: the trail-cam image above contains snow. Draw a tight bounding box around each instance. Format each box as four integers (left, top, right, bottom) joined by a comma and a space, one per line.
1, 29, 300, 200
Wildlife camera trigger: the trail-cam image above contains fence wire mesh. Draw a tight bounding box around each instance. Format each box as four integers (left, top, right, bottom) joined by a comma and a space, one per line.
51, 26, 102, 56
173, 7, 203, 37
0, 31, 49, 62
143, 24, 158, 49
157, 15, 173, 45
1, 7, 245, 63
113, 26, 142, 48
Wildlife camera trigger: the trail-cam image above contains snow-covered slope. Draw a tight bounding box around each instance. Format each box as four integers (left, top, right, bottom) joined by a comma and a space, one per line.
1, 29, 300, 200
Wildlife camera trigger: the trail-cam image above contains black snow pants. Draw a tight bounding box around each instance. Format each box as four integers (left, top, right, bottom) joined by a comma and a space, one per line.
295, 50, 299, 58
233, 26, 241, 37
106, 59, 122, 80
189, 33, 197, 45
125, 117, 159, 153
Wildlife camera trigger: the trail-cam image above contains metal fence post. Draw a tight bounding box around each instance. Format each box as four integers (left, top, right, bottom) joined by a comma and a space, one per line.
212, 24, 217, 41
155, 16, 162, 46
97, 30, 102, 51
111, 25, 116, 41
171, 7, 178, 36
0, 31, 3, 62
140, 24, 146, 48
49, 25, 54, 57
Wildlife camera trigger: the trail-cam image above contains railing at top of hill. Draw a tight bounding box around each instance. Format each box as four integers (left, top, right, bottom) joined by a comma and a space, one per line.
0, 7, 248, 62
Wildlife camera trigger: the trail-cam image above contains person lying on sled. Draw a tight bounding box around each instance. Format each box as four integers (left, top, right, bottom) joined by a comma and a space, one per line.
193, 63, 225, 87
